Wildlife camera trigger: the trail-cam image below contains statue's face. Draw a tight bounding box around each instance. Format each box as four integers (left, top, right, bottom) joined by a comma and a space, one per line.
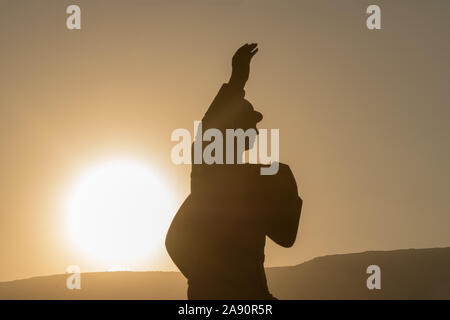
213, 100, 263, 157
238, 100, 262, 151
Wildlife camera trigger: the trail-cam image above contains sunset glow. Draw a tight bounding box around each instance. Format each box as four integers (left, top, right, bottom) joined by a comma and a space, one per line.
64, 159, 176, 267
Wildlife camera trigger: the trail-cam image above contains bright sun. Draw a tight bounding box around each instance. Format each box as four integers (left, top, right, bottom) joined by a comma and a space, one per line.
65, 159, 176, 267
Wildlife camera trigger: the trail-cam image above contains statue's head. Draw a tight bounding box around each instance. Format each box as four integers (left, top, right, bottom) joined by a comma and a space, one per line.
199, 98, 264, 164
233, 99, 263, 151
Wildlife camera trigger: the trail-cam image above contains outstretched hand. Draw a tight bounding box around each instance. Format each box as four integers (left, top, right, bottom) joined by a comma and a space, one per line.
229, 43, 258, 89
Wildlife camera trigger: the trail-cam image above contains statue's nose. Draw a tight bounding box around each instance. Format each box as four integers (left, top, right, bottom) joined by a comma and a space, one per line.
254, 111, 263, 123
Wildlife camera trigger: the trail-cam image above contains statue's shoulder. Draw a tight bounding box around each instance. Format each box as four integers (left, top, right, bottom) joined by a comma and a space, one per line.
257, 163, 298, 192
257, 162, 293, 177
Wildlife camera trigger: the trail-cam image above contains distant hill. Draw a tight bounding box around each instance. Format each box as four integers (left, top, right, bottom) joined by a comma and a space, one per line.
1, 247, 449, 299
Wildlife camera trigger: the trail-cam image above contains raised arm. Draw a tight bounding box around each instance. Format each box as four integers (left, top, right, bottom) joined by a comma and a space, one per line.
229, 43, 258, 90
201, 43, 258, 130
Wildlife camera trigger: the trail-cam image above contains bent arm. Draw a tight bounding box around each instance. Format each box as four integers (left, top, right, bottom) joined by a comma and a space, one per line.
265, 164, 302, 247
201, 43, 257, 130
165, 197, 200, 279
267, 195, 302, 248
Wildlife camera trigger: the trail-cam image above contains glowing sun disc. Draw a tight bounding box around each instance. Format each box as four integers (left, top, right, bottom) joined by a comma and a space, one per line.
65, 159, 175, 266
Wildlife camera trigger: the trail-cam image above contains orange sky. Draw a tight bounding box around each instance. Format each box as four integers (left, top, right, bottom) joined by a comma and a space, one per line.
1, 0, 450, 281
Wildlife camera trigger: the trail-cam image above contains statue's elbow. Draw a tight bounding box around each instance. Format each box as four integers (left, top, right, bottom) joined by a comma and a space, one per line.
279, 201, 302, 248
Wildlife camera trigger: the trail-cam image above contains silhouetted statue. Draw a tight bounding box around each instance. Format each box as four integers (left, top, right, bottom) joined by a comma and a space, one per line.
166, 44, 302, 299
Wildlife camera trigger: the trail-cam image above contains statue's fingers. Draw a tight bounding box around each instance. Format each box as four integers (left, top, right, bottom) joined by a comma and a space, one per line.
248, 43, 258, 50
234, 43, 248, 57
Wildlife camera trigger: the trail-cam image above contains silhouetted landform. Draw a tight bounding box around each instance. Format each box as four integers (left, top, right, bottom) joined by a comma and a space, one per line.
1, 247, 449, 299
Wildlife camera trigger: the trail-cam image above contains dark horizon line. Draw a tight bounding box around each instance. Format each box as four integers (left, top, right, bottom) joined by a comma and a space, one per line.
2, 245, 449, 284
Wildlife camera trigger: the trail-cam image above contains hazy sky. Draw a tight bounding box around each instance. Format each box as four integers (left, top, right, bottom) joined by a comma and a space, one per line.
1, 0, 449, 281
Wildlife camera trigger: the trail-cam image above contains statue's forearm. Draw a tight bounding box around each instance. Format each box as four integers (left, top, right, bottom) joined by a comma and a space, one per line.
228, 72, 247, 90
